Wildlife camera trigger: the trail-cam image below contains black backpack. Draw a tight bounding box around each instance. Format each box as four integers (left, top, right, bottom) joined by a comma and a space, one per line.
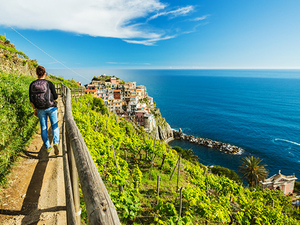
31, 80, 54, 109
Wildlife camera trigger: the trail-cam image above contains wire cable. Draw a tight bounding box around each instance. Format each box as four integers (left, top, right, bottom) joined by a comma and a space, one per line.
6, 25, 90, 81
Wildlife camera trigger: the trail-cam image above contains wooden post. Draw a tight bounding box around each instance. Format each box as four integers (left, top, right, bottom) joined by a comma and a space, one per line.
272, 199, 274, 208
206, 179, 209, 196
149, 136, 157, 180
157, 175, 160, 205
170, 155, 180, 181
106, 119, 108, 130
62, 118, 77, 225
178, 187, 183, 222
96, 114, 99, 132
111, 144, 123, 193
125, 150, 127, 161
66, 129, 81, 224
159, 153, 166, 170
284, 213, 286, 225
177, 155, 181, 191
139, 151, 142, 160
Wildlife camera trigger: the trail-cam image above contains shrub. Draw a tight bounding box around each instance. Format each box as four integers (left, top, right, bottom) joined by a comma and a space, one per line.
0, 72, 38, 184
210, 165, 242, 184
0, 35, 6, 42
172, 146, 199, 164
0, 43, 28, 59
294, 181, 300, 193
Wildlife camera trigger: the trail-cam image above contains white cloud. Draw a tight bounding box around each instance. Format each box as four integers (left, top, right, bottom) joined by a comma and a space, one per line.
0, 0, 165, 39
148, 6, 194, 21
124, 35, 175, 46
0, 0, 201, 45
189, 15, 210, 21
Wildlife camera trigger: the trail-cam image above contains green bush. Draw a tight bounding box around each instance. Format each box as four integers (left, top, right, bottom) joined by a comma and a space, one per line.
0, 43, 28, 59
172, 146, 199, 164
49, 74, 80, 88
92, 96, 109, 115
0, 72, 38, 184
294, 181, 300, 193
0, 35, 6, 42
210, 165, 242, 184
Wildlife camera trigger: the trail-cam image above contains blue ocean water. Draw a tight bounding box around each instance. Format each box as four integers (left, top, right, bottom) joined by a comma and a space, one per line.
51, 69, 300, 180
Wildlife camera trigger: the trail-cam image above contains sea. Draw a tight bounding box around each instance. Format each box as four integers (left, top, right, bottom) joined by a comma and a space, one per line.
50, 69, 300, 181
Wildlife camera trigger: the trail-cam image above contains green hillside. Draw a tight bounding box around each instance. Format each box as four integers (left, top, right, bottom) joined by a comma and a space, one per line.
72, 94, 300, 224
0, 72, 38, 184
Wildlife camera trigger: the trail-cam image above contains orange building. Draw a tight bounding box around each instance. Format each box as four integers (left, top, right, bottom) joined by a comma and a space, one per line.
113, 90, 121, 99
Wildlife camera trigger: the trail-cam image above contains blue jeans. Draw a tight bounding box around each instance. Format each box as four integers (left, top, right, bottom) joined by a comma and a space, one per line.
37, 107, 59, 149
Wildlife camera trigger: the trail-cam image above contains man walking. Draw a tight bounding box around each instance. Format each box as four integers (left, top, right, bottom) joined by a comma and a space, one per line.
29, 65, 59, 155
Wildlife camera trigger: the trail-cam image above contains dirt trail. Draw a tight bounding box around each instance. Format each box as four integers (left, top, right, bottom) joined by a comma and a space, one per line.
0, 98, 66, 225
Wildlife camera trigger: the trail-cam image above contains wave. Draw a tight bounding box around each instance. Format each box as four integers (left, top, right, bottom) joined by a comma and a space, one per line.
274, 138, 300, 146
288, 152, 295, 157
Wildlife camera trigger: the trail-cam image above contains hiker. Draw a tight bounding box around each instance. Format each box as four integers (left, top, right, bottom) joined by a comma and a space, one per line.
29, 66, 59, 155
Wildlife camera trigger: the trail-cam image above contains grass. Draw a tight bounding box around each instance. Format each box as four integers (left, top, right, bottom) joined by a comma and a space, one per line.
0, 71, 38, 186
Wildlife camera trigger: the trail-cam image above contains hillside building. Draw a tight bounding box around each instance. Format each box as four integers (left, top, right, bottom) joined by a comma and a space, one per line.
260, 170, 297, 195
85, 76, 156, 132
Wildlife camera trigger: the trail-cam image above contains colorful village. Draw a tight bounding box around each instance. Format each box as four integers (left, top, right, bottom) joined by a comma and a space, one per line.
83, 75, 157, 132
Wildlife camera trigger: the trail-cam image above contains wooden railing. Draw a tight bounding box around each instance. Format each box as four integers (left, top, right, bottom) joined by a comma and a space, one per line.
56, 83, 120, 225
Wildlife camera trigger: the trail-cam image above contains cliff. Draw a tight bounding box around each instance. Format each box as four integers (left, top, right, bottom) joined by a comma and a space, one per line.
151, 106, 174, 142
0, 35, 37, 76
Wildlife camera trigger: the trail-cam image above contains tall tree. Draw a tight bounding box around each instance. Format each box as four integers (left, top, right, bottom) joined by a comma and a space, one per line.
239, 156, 268, 187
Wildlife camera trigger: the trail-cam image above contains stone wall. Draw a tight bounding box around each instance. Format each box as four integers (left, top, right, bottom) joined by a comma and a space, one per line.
0, 41, 36, 76
0, 54, 36, 76
173, 128, 243, 154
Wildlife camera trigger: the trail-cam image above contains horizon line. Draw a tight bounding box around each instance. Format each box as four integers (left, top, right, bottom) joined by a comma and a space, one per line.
48, 67, 300, 70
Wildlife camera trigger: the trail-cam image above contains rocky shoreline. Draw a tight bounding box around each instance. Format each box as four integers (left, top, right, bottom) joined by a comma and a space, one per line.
172, 128, 244, 154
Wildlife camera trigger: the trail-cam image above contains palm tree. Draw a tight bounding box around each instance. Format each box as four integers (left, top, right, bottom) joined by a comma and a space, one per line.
239, 156, 268, 187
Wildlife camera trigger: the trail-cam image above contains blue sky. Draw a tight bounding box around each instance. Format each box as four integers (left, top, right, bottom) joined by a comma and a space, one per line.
1, 0, 300, 72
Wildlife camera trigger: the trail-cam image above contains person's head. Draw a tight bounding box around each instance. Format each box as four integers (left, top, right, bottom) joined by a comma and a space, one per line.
36, 66, 46, 78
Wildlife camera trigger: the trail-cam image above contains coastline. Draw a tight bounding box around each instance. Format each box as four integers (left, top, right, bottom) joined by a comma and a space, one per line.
171, 128, 244, 155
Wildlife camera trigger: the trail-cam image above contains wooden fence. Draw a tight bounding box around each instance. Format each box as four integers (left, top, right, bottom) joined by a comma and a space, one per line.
56, 83, 120, 225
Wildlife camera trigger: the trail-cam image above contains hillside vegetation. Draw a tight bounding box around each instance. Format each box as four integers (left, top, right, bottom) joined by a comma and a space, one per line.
0, 35, 38, 76
72, 94, 300, 224
0, 72, 38, 185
